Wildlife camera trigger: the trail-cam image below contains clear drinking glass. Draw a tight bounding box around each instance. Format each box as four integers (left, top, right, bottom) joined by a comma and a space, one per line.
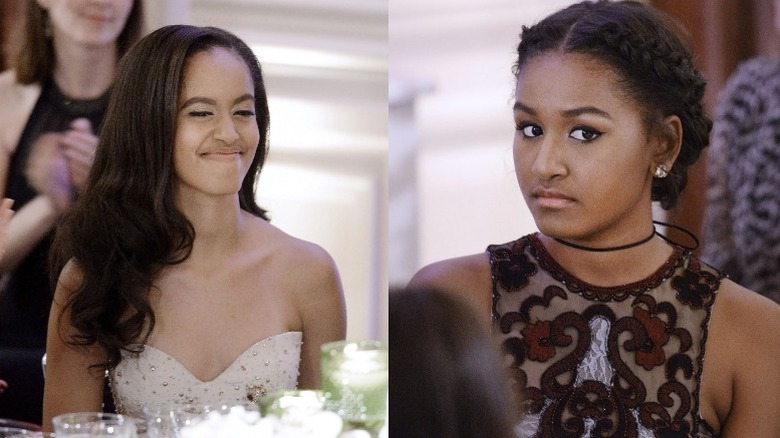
52, 412, 140, 437
142, 404, 246, 438
320, 340, 388, 434
0, 428, 39, 438
6, 432, 56, 438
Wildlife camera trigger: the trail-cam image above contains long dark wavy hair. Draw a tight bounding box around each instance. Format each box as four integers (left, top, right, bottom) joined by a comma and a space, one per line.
50, 25, 271, 369
14, 0, 144, 84
513, 0, 711, 210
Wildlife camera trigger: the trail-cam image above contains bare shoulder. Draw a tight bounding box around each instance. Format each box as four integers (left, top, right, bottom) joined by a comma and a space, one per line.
258, 220, 338, 276
407, 253, 492, 316
52, 259, 85, 304
711, 279, 780, 348
0, 70, 18, 91
250, 220, 346, 345
249, 218, 341, 296
0, 70, 38, 108
705, 279, 780, 435
0, 70, 40, 152
710, 279, 780, 380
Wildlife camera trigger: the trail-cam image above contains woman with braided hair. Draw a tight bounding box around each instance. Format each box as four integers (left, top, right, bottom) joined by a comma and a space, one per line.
408, 1, 780, 437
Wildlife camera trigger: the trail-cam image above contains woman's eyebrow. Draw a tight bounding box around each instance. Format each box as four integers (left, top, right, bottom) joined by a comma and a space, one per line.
513, 101, 612, 120
179, 94, 254, 110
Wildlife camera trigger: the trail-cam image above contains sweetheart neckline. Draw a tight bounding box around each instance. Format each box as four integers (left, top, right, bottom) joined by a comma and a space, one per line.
122, 331, 302, 384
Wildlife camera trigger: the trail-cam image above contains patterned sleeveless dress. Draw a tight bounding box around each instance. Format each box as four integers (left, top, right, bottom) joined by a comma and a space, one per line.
488, 234, 721, 437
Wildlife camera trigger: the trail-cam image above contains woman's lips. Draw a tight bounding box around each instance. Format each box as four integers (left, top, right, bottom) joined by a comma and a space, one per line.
532, 187, 576, 209
202, 150, 241, 162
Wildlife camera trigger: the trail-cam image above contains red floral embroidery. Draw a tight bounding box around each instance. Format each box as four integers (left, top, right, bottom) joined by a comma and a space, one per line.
633, 307, 670, 370
521, 321, 555, 362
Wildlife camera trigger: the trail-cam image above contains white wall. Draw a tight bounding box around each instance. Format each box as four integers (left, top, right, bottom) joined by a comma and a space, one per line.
389, 0, 579, 285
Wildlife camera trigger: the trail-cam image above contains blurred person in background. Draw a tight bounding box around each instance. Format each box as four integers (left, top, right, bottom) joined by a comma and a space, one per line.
701, 0, 780, 304
0, 0, 143, 424
389, 287, 520, 438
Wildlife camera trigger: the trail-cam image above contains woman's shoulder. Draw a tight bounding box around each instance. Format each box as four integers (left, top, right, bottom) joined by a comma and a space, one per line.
705, 279, 780, 433
246, 217, 339, 281
708, 279, 780, 382
712, 279, 780, 344
410, 253, 491, 287
0, 69, 18, 89
0, 70, 39, 102
52, 258, 85, 303
0, 70, 41, 151
407, 253, 493, 316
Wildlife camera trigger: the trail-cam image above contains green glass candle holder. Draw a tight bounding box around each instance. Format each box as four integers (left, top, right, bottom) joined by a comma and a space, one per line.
320, 340, 388, 432
259, 389, 326, 418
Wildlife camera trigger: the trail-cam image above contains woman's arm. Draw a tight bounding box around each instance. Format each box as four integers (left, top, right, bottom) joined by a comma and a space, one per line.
0, 195, 65, 272
295, 246, 346, 389
42, 260, 107, 432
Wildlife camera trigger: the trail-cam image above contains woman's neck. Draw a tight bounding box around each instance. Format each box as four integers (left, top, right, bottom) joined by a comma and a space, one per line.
51, 38, 118, 99
539, 233, 674, 287
178, 194, 245, 242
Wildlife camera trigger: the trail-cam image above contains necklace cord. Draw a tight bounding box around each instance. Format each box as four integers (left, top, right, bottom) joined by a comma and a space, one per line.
652, 220, 699, 250
553, 226, 656, 252
552, 220, 699, 252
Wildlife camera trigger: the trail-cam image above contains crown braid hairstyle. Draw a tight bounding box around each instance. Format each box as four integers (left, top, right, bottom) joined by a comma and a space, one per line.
513, 0, 711, 209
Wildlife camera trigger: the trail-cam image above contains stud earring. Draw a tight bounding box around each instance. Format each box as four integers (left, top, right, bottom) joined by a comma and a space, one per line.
654, 164, 668, 178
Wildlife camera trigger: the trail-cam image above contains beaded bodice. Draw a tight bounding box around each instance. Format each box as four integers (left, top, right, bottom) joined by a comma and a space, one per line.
488, 234, 722, 438
109, 331, 302, 418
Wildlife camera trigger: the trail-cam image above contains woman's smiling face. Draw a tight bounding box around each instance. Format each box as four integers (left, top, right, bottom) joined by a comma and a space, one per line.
513, 52, 660, 247
173, 47, 259, 201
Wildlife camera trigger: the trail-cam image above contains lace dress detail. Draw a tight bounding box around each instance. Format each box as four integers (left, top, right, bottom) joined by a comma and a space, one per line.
109, 332, 302, 419
489, 234, 721, 438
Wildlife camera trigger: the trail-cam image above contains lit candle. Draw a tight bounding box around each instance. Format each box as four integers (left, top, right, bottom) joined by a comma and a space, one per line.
320, 340, 388, 432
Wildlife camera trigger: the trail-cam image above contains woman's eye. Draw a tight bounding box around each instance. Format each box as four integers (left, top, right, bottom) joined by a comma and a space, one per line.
235, 110, 256, 117
517, 124, 543, 138
570, 127, 602, 142
188, 111, 212, 117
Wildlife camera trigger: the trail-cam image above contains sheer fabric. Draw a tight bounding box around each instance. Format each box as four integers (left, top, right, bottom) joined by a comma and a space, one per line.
490, 234, 720, 437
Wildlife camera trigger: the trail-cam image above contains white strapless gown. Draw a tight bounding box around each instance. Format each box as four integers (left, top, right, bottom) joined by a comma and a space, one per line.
109, 331, 302, 418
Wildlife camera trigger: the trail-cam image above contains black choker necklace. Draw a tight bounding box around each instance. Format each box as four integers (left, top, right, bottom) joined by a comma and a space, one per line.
551, 220, 700, 252
553, 227, 657, 252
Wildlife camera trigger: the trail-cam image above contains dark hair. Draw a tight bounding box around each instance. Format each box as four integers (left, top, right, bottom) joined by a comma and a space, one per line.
389, 288, 520, 438
14, 0, 144, 84
51, 25, 271, 369
513, 0, 711, 209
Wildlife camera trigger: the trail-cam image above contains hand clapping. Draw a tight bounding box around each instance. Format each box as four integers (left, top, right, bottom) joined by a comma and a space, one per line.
24, 118, 97, 213
60, 118, 97, 191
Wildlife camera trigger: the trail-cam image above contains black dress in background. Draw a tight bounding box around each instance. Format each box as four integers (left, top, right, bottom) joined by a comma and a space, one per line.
0, 80, 112, 424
